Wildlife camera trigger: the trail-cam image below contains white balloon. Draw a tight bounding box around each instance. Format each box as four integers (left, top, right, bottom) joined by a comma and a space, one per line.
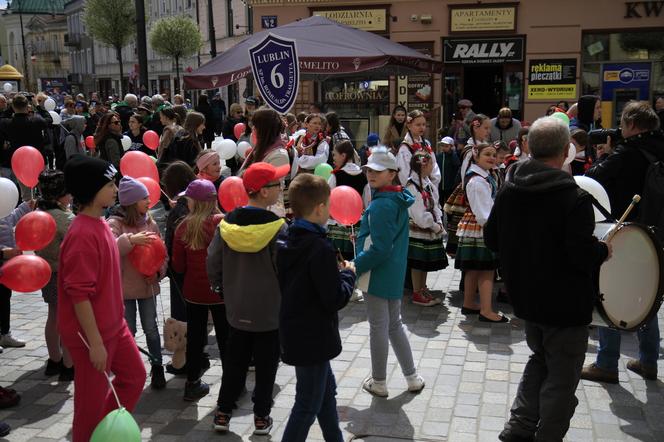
564, 143, 576, 166
44, 98, 56, 111
121, 135, 132, 151
0, 178, 19, 219
237, 141, 252, 159
574, 176, 612, 222
49, 110, 61, 125
2, 83, 12, 93
216, 139, 237, 161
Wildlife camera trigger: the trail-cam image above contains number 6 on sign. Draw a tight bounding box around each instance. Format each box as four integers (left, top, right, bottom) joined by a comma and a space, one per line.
271, 64, 284, 88
249, 34, 300, 114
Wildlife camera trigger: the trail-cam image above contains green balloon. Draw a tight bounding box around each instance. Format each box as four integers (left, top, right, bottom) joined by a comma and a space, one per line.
91, 407, 141, 442
314, 163, 333, 180
551, 112, 570, 126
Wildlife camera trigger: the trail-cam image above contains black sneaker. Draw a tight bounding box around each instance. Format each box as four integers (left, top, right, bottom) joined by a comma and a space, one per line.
44, 358, 63, 377
183, 379, 209, 401
166, 362, 187, 376
151, 364, 166, 390
213, 409, 231, 432
0, 420, 9, 437
253, 415, 273, 435
58, 366, 75, 382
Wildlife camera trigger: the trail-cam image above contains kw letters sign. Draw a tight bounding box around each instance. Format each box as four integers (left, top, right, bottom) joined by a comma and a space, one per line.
249, 34, 300, 114
443, 37, 524, 64
624, 1, 664, 18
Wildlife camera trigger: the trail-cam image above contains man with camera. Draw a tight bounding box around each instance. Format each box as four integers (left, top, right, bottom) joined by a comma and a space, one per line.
582, 100, 664, 383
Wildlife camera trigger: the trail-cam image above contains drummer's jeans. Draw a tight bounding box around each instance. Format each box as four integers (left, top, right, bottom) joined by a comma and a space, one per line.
596, 315, 660, 371
503, 322, 588, 441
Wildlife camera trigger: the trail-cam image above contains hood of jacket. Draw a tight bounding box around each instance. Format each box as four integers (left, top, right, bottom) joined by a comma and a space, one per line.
278, 224, 325, 273
62, 115, 86, 136
372, 187, 415, 208
219, 207, 285, 253
621, 130, 664, 161
507, 159, 578, 194
576, 95, 598, 127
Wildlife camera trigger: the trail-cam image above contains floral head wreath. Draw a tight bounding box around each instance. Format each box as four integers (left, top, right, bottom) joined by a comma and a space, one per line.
472, 120, 481, 128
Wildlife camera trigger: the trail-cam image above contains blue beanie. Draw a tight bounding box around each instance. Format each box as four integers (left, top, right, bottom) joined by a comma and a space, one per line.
367, 133, 379, 146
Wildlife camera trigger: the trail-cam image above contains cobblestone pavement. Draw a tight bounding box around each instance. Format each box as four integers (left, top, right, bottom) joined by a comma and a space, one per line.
1, 263, 663, 441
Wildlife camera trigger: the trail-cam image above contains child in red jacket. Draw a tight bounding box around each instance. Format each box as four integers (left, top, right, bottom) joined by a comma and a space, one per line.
171, 179, 226, 401
59, 155, 146, 442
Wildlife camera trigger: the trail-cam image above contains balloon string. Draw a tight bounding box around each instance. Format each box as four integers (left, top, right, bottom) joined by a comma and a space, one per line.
77, 332, 122, 409
350, 224, 357, 259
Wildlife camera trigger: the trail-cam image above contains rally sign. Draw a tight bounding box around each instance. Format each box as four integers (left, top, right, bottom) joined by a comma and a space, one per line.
249, 34, 299, 114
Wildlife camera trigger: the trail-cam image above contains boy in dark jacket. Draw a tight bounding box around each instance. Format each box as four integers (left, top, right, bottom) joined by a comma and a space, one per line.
206, 162, 290, 436
277, 174, 356, 441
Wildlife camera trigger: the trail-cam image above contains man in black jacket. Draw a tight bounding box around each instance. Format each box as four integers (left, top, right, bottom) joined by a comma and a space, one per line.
485, 116, 610, 442
0, 94, 47, 200
582, 101, 664, 384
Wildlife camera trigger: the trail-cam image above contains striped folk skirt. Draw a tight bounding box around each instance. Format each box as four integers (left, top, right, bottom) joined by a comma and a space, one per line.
408, 236, 448, 272
327, 222, 360, 261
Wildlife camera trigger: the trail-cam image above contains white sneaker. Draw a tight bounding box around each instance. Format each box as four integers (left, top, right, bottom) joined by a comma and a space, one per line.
362, 377, 388, 397
350, 289, 364, 303
406, 373, 425, 392
0, 334, 25, 348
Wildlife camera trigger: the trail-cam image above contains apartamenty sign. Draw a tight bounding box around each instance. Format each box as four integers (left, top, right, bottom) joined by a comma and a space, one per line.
443, 37, 524, 64
313, 8, 387, 32
449, 3, 517, 32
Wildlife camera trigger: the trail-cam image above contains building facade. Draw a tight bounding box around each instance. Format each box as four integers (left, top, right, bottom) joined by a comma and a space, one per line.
243, 0, 664, 138
1, 0, 68, 92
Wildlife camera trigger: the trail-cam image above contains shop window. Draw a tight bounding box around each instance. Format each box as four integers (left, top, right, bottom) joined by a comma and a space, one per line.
582, 64, 601, 96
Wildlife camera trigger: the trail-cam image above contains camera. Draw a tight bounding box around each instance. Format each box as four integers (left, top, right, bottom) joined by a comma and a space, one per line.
588, 128, 621, 145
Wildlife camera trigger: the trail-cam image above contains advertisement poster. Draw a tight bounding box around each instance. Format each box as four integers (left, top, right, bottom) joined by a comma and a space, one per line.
401, 42, 433, 114
527, 58, 577, 99
443, 37, 524, 64
601, 62, 651, 101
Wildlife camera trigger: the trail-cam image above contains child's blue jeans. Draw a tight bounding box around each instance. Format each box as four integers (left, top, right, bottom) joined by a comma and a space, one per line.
124, 298, 163, 365
282, 361, 343, 442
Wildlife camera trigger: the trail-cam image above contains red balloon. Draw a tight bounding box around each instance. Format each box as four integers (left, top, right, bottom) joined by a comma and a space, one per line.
330, 186, 363, 225
0, 255, 52, 292
11, 146, 44, 188
233, 123, 246, 140
218, 176, 248, 212
136, 177, 161, 209
143, 130, 159, 151
85, 136, 95, 149
15, 211, 56, 251
128, 235, 167, 277
120, 151, 159, 182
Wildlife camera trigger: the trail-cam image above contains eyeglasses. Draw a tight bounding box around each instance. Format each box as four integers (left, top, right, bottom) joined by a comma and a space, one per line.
111, 121, 120, 125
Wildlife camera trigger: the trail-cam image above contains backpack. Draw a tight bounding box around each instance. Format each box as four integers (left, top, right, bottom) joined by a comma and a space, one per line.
638, 149, 664, 243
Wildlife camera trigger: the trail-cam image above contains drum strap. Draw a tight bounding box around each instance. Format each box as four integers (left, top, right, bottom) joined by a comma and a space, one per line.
590, 195, 615, 222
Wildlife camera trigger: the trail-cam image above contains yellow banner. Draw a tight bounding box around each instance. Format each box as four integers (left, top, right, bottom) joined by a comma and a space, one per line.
527, 85, 577, 100
451, 6, 516, 32
314, 9, 387, 32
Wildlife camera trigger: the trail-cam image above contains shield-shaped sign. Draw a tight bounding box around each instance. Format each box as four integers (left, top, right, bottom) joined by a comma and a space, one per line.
249, 34, 299, 114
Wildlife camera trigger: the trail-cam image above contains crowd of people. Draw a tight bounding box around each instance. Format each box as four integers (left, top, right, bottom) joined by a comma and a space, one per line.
0, 87, 662, 442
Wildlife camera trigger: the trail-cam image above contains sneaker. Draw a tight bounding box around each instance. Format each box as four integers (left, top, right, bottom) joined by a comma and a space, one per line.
406, 373, 425, 392
166, 362, 187, 376
498, 429, 534, 442
422, 288, 443, 305
44, 358, 63, 377
151, 364, 166, 390
0, 388, 19, 409
626, 359, 657, 380
350, 289, 364, 302
580, 363, 618, 384
213, 409, 231, 432
412, 290, 439, 307
58, 366, 75, 382
0, 421, 9, 437
362, 377, 388, 397
183, 379, 209, 401
253, 415, 273, 435
0, 334, 25, 348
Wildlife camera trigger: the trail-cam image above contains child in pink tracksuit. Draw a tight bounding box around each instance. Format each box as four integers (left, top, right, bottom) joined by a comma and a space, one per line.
59, 155, 146, 442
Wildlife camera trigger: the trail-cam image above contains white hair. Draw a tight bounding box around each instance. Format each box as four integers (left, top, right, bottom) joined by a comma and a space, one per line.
528, 117, 570, 160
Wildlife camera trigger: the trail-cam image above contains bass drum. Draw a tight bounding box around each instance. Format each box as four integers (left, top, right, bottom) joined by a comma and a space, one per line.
592, 222, 664, 331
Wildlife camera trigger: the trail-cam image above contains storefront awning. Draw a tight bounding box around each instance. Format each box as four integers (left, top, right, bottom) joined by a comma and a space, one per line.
184, 16, 442, 90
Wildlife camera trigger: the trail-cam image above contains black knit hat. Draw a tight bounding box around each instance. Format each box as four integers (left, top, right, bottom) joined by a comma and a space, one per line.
64, 154, 117, 204
37, 169, 67, 201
